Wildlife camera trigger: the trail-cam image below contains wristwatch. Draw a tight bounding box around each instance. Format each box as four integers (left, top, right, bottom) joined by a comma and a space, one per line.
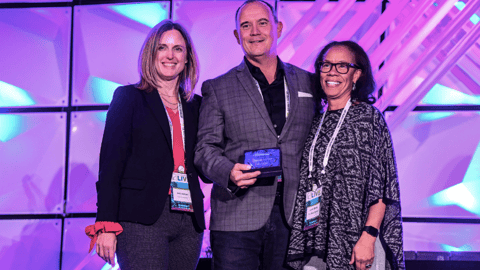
363, 226, 379, 237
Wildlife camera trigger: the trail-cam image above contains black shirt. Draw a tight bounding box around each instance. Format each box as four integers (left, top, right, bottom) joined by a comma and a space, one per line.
245, 57, 286, 136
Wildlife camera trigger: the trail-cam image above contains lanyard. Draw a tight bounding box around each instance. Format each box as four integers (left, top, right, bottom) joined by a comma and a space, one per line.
254, 77, 290, 118
163, 94, 185, 151
308, 99, 352, 179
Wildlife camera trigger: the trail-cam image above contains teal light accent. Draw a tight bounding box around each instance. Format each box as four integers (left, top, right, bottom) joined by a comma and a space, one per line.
87, 77, 122, 104
422, 84, 480, 105
454, 1, 479, 25
455, 1, 466, 10
471, 14, 479, 25
429, 183, 477, 213
441, 244, 472, 252
109, 3, 168, 28
96, 111, 107, 122
0, 115, 23, 142
417, 112, 454, 122
0, 81, 35, 107
429, 141, 480, 216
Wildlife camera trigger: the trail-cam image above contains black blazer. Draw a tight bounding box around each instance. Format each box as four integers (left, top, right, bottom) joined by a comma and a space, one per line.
96, 84, 205, 230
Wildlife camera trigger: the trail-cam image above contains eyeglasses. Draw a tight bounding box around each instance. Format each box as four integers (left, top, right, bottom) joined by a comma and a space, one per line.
317, 62, 360, 74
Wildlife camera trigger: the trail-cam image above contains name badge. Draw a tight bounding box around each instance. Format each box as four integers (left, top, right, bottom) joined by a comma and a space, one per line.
304, 185, 322, 230
170, 172, 193, 212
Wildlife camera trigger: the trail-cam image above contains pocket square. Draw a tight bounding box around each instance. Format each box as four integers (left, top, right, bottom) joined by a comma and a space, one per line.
298, 91, 313, 98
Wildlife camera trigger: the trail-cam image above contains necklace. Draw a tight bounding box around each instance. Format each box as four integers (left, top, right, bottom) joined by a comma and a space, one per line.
159, 92, 177, 98
160, 95, 179, 106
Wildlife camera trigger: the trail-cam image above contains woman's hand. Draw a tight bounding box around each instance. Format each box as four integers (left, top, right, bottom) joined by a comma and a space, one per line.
349, 231, 376, 270
96, 232, 117, 266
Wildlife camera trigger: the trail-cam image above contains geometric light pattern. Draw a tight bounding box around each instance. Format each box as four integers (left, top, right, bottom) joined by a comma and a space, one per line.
455, 1, 480, 25
441, 244, 474, 252
0, 7, 71, 107
421, 83, 480, 105
403, 222, 480, 252
86, 76, 122, 104
0, 114, 23, 142
109, 3, 168, 28
416, 112, 455, 122
429, 140, 480, 216
0, 219, 62, 269
0, 112, 66, 214
0, 81, 36, 107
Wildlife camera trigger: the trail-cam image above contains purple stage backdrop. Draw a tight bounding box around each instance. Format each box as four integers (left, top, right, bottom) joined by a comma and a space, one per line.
1, 0, 480, 269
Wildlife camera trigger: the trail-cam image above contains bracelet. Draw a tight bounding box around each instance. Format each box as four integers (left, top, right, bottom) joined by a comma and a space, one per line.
363, 226, 379, 237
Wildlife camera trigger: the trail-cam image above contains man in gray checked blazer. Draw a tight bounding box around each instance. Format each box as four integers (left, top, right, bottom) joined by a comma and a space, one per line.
194, 1, 315, 269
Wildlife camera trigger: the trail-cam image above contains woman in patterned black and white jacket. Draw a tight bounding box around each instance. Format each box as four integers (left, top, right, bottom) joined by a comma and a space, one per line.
286, 41, 404, 270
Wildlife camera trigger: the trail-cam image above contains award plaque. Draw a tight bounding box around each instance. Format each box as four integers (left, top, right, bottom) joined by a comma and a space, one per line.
242, 148, 282, 179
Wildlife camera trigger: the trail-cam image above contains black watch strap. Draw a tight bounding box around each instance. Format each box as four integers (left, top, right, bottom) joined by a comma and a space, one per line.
363, 226, 379, 237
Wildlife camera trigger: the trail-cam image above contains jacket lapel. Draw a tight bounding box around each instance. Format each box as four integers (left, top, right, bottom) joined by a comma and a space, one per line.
236, 61, 277, 136
181, 96, 194, 161
280, 63, 299, 138
144, 90, 172, 152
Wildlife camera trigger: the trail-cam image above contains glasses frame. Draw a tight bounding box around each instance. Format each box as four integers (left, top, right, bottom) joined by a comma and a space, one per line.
318, 62, 361, 74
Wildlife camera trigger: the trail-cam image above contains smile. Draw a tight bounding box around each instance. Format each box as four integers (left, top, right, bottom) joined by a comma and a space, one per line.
326, 81, 340, 86
163, 63, 176, 67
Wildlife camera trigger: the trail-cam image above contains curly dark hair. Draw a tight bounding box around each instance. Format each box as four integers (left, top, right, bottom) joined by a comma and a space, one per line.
314, 41, 376, 106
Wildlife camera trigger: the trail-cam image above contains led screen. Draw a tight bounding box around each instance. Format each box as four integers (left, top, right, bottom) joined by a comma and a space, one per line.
388, 111, 480, 218
404, 222, 480, 252
67, 111, 107, 213
0, 112, 66, 214
72, 2, 170, 105
0, 219, 62, 269
0, 7, 70, 107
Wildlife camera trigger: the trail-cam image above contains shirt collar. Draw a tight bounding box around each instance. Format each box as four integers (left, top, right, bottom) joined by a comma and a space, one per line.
244, 56, 285, 86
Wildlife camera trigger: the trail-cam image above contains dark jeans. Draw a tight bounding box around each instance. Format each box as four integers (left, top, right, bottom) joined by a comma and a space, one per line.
210, 203, 291, 270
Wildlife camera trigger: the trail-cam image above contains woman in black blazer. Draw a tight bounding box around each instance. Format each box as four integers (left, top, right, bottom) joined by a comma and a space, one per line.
86, 20, 206, 270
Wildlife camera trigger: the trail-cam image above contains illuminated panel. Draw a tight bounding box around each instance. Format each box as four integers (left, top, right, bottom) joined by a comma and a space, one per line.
455, 1, 480, 25
0, 7, 70, 107
61, 218, 111, 270
72, 2, 169, 105
0, 219, 62, 269
0, 81, 35, 107
67, 111, 106, 213
0, 0, 71, 2
387, 111, 480, 218
420, 84, 480, 105
0, 113, 66, 214
278, 1, 382, 71
278, 1, 322, 71
404, 222, 480, 252
172, 0, 251, 94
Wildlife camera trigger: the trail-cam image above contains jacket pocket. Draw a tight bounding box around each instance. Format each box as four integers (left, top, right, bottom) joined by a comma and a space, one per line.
120, 179, 147, 190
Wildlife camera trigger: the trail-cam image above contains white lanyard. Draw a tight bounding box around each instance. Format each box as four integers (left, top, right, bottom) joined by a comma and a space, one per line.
163, 94, 185, 151
254, 77, 290, 118
308, 99, 352, 178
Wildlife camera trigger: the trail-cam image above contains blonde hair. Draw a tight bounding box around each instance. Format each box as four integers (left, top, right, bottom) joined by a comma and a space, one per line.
137, 20, 199, 101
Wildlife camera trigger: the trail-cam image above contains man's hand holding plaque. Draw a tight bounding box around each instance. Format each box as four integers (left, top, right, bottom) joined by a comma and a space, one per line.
230, 163, 261, 189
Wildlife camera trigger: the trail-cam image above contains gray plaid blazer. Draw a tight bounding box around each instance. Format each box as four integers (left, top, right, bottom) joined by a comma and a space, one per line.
194, 60, 315, 231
